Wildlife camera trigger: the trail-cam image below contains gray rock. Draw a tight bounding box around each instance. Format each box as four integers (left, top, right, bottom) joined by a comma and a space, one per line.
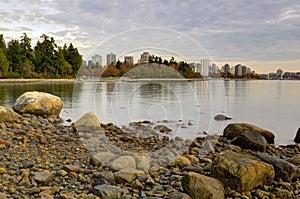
93, 171, 116, 185
111, 156, 136, 171
90, 151, 116, 166
166, 192, 191, 199
214, 114, 232, 121
13, 91, 63, 116
254, 152, 300, 181
133, 153, 151, 172
33, 171, 54, 185
294, 127, 300, 143
0, 106, 21, 122
231, 130, 268, 152
92, 184, 128, 199
154, 125, 172, 133
182, 172, 225, 199
73, 112, 102, 132
211, 150, 274, 193
114, 168, 145, 183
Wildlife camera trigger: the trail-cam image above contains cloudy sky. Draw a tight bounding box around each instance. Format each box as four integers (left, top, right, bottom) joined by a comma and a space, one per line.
1, 0, 300, 73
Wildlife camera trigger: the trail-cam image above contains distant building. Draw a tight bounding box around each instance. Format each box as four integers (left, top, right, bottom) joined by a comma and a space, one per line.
139, 52, 150, 64
210, 63, 219, 74
223, 64, 231, 76
106, 52, 116, 65
87, 60, 93, 68
200, 59, 209, 77
234, 64, 243, 77
124, 56, 134, 65
82, 60, 87, 68
277, 68, 283, 79
92, 54, 102, 68
283, 72, 300, 80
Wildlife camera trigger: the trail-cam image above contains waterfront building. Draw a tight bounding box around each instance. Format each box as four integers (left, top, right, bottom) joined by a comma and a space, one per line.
139, 52, 150, 64
124, 56, 134, 65
92, 54, 102, 68
200, 59, 209, 77
106, 52, 116, 65
234, 64, 243, 77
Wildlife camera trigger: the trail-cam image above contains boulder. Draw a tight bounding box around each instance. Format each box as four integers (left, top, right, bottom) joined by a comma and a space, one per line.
253, 152, 300, 181
111, 156, 136, 171
181, 172, 225, 199
231, 130, 268, 152
211, 150, 274, 193
93, 171, 116, 185
294, 127, 300, 143
0, 106, 21, 122
133, 153, 151, 172
223, 123, 275, 144
92, 184, 128, 199
90, 151, 116, 166
73, 112, 101, 132
13, 91, 63, 116
114, 168, 145, 183
214, 114, 232, 121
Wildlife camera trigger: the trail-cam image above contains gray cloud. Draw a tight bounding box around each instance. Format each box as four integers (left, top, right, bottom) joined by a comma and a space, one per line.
0, 0, 299, 71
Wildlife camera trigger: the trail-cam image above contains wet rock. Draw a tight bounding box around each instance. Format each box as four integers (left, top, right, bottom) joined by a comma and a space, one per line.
166, 192, 191, 199
211, 150, 274, 193
154, 125, 172, 133
33, 171, 54, 185
13, 91, 63, 116
114, 168, 145, 183
0, 106, 21, 122
182, 172, 225, 199
294, 127, 300, 143
254, 152, 300, 181
111, 156, 136, 171
92, 184, 128, 199
90, 151, 116, 166
94, 170, 116, 185
214, 114, 232, 121
73, 112, 102, 132
223, 123, 275, 144
231, 130, 268, 152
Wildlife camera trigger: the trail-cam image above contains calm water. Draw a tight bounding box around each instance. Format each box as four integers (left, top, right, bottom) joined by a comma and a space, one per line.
0, 80, 299, 145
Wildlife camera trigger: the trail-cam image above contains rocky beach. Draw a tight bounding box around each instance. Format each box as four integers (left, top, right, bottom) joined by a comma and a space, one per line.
0, 91, 300, 199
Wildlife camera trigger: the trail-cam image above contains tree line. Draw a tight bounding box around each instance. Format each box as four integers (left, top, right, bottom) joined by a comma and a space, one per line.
0, 33, 82, 78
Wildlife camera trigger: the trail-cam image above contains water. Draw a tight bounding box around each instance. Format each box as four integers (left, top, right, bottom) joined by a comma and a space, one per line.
0, 80, 299, 145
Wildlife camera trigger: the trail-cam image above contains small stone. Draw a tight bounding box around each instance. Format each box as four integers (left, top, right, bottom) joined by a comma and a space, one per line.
57, 170, 68, 176
114, 168, 145, 183
0, 168, 7, 175
33, 171, 54, 185
63, 164, 81, 173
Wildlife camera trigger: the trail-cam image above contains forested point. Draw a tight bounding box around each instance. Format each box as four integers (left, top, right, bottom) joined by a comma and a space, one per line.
0, 33, 82, 78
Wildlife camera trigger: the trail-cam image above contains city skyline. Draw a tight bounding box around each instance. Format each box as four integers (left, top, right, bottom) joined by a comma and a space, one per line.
1, 1, 299, 73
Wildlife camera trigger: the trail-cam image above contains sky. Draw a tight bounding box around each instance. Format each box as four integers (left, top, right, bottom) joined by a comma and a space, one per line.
0, 0, 300, 73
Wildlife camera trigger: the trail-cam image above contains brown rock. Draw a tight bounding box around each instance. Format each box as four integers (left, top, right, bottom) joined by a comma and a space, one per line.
33, 171, 54, 185
73, 112, 102, 132
223, 123, 275, 144
13, 91, 63, 116
0, 106, 21, 122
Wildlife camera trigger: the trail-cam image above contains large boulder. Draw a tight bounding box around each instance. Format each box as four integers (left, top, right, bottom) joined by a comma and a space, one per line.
231, 130, 268, 152
13, 91, 63, 116
223, 123, 275, 144
181, 172, 225, 199
111, 156, 136, 171
294, 127, 300, 143
211, 150, 274, 193
253, 152, 300, 181
73, 112, 101, 132
90, 151, 116, 166
0, 106, 21, 122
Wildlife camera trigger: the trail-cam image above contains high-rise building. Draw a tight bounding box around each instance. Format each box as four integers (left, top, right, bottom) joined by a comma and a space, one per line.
139, 52, 150, 64
234, 64, 243, 77
92, 54, 102, 68
200, 59, 209, 77
124, 56, 134, 65
210, 63, 219, 74
223, 64, 231, 76
106, 52, 116, 65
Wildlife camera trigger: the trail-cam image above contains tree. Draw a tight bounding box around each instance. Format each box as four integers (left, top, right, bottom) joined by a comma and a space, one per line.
64, 43, 82, 76
34, 34, 57, 76
6, 40, 22, 73
0, 34, 6, 53
0, 49, 9, 77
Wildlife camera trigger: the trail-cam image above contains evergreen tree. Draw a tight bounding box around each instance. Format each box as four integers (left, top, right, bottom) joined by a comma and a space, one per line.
0, 34, 6, 52
6, 40, 22, 73
0, 49, 9, 77
64, 43, 82, 75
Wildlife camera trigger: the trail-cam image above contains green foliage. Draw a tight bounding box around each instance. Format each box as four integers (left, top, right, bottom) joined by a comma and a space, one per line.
0, 49, 9, 76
